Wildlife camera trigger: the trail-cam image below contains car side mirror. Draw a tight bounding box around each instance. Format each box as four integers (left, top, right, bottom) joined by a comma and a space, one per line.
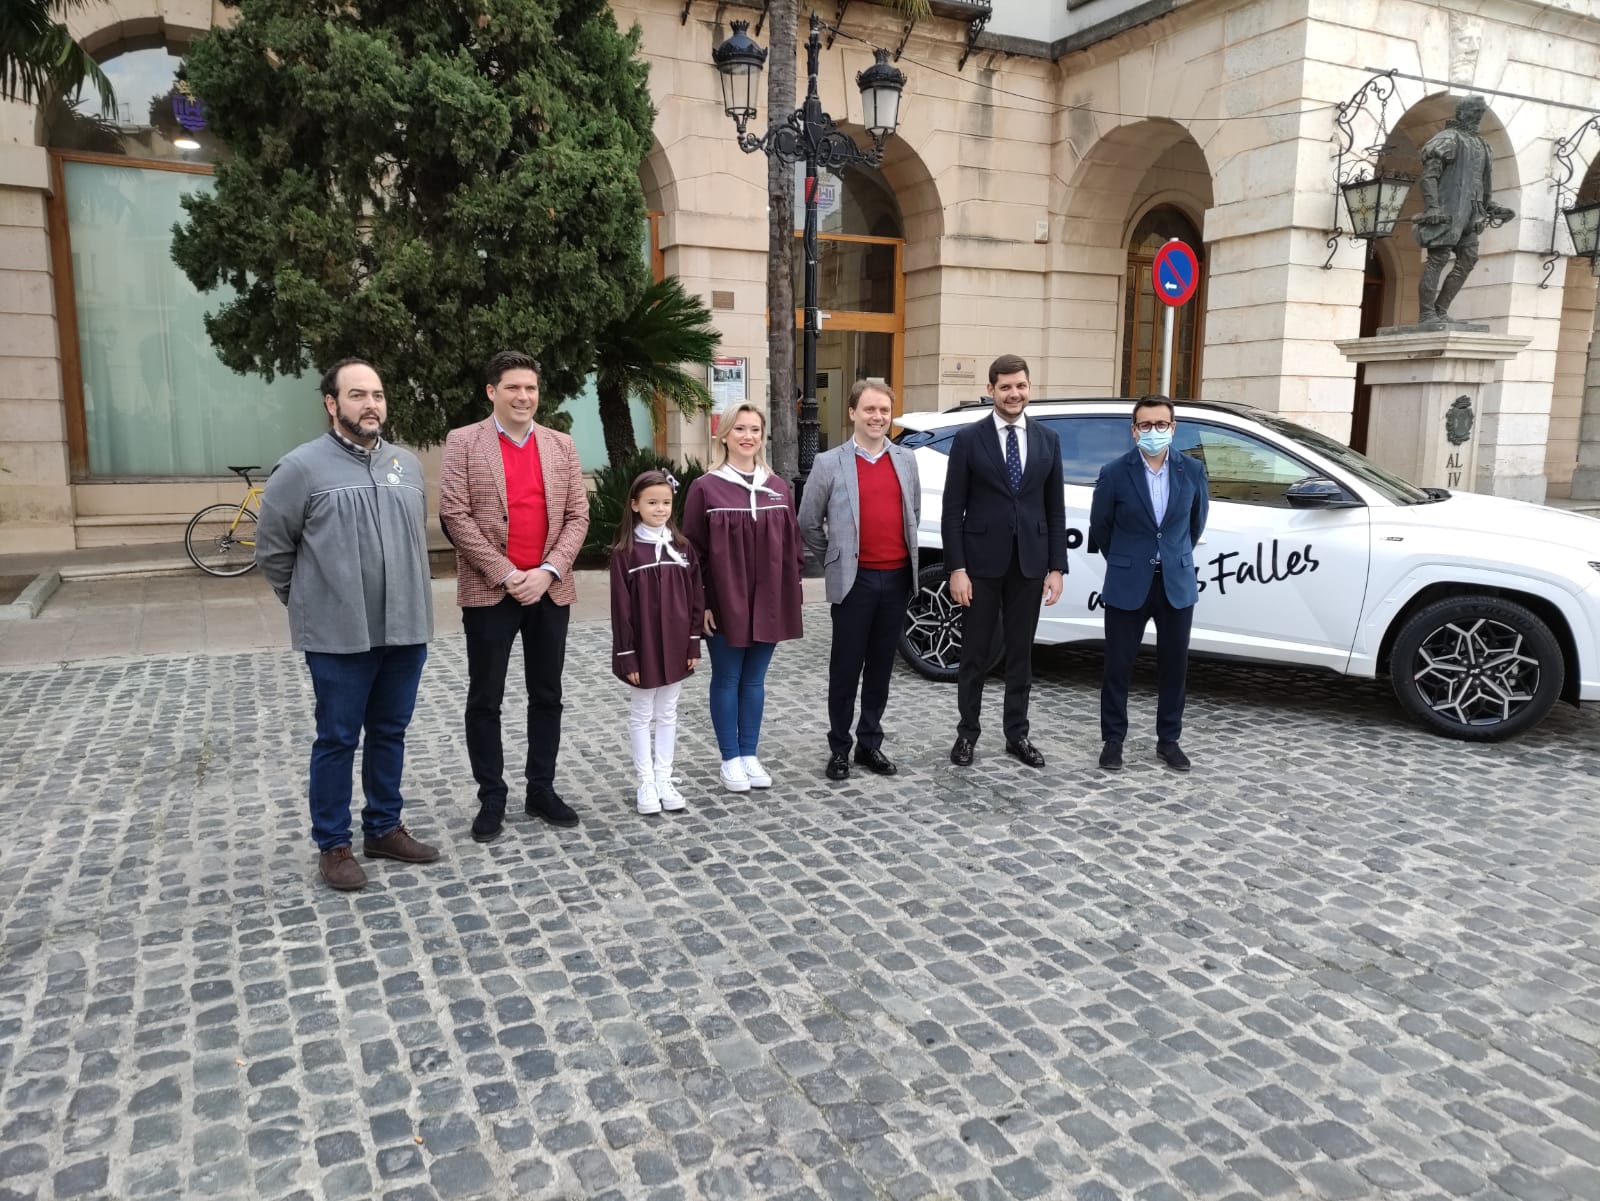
1285, 476, 1361, 509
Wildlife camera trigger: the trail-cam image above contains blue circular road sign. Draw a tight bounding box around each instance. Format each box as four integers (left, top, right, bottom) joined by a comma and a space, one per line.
1152, 239, 1199, 307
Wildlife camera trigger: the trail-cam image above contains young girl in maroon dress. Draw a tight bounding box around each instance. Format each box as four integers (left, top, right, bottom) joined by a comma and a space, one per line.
610, 471, 705, 814
682, 404, 805, 792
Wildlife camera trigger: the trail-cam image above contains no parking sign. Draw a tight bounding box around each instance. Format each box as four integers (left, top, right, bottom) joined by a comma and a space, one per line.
1152, 239, 1199, 307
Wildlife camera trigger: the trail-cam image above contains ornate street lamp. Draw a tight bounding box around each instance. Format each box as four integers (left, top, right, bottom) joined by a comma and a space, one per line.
1563, 200, 1600, 266
1340, 173, 1411, 241
1541, 114, 1600, 287
712, 13, 907, 485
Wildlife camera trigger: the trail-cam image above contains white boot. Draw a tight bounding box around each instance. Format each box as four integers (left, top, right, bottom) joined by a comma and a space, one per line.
636, 771, 662, 815
655, 767, 686, 811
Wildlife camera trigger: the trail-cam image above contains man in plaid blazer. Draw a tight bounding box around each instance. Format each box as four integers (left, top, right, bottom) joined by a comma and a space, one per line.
440, 350, 590, 842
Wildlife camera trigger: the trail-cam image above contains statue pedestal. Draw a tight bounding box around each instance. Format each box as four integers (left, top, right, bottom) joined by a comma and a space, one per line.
1335, 330, 1530, 491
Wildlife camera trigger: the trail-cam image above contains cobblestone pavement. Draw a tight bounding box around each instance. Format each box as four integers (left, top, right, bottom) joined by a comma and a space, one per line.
1, 613, 1598, 1201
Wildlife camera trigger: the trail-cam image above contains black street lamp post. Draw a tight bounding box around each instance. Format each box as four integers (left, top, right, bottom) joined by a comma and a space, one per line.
713, 13, 906, 484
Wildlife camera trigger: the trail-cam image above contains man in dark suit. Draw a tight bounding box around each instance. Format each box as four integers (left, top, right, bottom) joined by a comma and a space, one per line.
1089, 395, 1209, 772
942, 354, 1067, 768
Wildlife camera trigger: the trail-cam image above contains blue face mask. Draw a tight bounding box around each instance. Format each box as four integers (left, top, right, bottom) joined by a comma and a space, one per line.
1137, 428, 1173, 456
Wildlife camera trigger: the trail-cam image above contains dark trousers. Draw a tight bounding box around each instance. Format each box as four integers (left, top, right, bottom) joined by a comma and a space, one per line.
957, 553, 1044, 743
462, 596, 570, 805
827, 566, 911, 755
1100, 568, 1194, 744
304, 644, 427, 851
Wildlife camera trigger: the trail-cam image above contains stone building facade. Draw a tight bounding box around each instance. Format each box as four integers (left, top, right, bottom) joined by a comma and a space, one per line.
2, 0, 1598, 553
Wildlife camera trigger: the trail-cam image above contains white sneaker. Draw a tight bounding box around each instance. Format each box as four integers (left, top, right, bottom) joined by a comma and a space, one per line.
655, 772, 686, 811
636, 775, 662, 815
741, 755, 772, 788
719, 758, 751, 792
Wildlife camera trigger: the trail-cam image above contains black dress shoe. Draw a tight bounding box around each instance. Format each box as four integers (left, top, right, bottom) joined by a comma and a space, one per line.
1156, 741, 1191, 772
470, 801, 505, 843
949, 737, 975, 766
825, 753, 850, 781
525, 789, 580, 827
1005, 738, 1045, 768
1098, 741, 1123, 770
853, 747, 897, 776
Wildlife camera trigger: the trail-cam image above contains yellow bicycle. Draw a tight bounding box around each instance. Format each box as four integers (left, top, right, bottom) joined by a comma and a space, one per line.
185, 465, 263, 577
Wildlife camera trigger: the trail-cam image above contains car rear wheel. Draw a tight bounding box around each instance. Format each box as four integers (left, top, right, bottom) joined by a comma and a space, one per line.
898, 563, 1001, 682
1389, 595, 1563, 741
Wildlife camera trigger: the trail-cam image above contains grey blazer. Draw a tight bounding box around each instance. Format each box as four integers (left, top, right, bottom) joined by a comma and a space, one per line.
797, 440, 921, 604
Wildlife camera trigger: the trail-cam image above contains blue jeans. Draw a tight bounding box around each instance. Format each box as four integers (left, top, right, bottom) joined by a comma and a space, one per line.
305, 644, 427, 851
706, 633, 776, 759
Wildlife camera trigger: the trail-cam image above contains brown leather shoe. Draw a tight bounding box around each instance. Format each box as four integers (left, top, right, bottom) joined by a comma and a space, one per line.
319, 845, 367, 891
362, 825, 441, 864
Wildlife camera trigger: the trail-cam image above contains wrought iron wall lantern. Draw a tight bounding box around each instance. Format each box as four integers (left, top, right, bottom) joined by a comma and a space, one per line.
1323, 70, 1414, 269
1540, 114, 1600, 286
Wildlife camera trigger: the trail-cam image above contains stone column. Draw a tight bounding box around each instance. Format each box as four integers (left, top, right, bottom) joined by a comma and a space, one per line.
1336, 330, 1531, 491
0, 139, 75, 554
1570, 320, 1600, 500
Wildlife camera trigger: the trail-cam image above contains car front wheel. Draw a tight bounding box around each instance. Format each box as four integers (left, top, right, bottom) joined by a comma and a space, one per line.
1389, 595, 1563, 741
899, 563, 1004, 682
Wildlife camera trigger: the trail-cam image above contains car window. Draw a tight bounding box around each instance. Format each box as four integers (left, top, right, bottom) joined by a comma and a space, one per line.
894, 426, 960, 454
1174, 422, 1314, 507
1036, 416, 1132, 484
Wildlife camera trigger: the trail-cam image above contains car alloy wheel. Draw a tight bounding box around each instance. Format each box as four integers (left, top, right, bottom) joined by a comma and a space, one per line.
1390, 596, 1563, 741
899, 564, 965, 681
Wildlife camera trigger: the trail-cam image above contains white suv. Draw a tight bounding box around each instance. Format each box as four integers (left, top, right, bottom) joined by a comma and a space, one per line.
895, 398, 1600, 741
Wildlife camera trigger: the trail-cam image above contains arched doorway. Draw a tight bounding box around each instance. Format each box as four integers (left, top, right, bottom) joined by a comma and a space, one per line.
1121, 206, 1205, 399
791, 161, 904, 451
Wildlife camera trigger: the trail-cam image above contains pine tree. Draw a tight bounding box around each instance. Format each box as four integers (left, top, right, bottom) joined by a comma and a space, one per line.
171, 0, 655, 443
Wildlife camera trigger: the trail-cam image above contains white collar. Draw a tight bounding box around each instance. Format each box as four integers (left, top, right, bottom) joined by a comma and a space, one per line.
712, 462, 784, 519
635, 522, 687, 565
993, 411, 1027, 434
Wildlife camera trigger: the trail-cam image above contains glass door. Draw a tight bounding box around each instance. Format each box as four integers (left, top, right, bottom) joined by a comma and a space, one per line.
799, 330, 896, 452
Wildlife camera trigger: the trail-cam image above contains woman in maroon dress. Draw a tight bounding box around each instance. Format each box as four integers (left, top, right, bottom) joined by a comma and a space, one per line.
682, 403, 805, 791
611, 471, 704, 814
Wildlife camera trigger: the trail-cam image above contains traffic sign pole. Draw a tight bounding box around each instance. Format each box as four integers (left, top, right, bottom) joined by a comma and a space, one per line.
1151, 236, 1198, 398
1160, 297, 1175, 397
1159, 238, 1178, 397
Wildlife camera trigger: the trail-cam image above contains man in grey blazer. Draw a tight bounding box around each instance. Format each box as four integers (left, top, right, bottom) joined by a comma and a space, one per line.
799, 378, 921, 780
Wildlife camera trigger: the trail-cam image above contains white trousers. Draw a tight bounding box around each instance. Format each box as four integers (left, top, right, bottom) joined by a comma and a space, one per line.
629, 682, 682, 779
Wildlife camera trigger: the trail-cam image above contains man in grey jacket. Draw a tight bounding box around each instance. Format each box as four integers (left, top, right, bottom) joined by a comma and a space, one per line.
798, 378, 921, 781
255, 358, 440, 891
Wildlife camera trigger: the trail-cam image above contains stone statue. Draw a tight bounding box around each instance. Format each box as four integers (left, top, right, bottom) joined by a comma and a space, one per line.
1415, 95, 1514, 324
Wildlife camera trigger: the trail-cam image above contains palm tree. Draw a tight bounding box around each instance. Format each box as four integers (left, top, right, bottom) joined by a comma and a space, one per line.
594, 276, 721, 468
0, 0, 116, 113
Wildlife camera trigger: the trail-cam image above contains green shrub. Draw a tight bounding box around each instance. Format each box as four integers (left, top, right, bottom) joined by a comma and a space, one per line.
582, 450, 706, 565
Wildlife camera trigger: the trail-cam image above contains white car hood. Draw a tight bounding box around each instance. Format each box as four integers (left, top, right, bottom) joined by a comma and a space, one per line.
1384, 489, 1600, 553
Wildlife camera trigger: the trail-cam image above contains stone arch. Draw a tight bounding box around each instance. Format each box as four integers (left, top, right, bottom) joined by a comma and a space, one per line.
1058, 119, 1214, 395
872, 131, 945, 413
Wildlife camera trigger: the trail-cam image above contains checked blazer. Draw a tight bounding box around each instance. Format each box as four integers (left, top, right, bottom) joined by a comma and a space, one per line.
439, 417, 589, 608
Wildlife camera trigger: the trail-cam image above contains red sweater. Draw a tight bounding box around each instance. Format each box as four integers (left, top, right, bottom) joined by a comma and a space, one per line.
500, 432, 548, 571
856, 453, 909, 570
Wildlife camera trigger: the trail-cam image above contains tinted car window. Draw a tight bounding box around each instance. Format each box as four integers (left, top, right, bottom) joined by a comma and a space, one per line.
1036, 416, 1132, 484
1174, 422, 1315, 507
895, 427, 960, 454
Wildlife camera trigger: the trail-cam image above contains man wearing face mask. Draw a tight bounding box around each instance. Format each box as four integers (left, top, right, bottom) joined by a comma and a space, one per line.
1089, 395, 1209, 773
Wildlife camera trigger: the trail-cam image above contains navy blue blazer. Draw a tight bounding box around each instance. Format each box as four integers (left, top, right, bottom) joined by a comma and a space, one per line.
1088, 447, 1209, 609
940, 416, 1068, 580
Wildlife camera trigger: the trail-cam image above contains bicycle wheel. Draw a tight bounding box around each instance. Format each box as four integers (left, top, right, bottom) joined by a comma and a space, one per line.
185, 503, 259, 577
